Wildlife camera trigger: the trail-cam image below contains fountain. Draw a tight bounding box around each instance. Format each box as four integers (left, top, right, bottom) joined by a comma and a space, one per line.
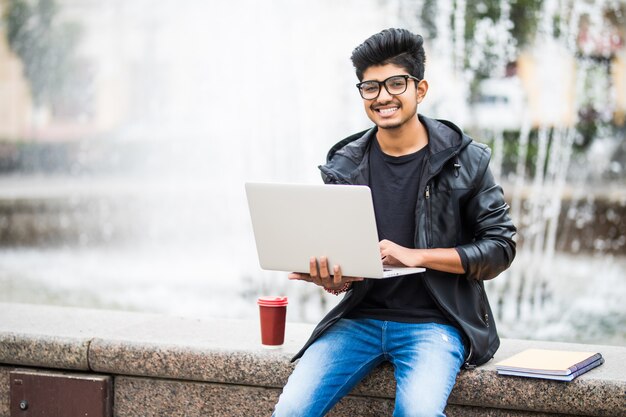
0, 0, 624, 345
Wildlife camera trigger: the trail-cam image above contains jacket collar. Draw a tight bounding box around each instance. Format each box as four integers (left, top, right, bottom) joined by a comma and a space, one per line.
321, 115, 472, 183
421, 115, 471, 177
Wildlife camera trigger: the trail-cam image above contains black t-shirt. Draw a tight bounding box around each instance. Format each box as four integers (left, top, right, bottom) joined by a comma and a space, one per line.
347, 138, 450, 325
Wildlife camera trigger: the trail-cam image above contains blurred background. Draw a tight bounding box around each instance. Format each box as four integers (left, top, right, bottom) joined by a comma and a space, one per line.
0, 0, 624, 346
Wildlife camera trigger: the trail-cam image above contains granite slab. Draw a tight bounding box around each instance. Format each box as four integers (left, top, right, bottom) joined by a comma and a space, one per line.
0, 303, 161, 370
1, 302, 625, 416
113, 375, 576, 417
87, 311, 626, 415
88, 314, 312, 386
114, 375, 397, 417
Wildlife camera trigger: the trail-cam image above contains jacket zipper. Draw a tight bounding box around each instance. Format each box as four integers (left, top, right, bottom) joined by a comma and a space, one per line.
474, 281, 490, 327
462, 284, 490, 368
424, 184, 432, 248
423, 151, 480, 367
464, 345, 476, 369
423, 179, 477, 368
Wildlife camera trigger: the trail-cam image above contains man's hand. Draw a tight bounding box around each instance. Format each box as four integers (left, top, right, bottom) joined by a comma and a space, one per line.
288, 256, 364, 290
379, 239, 466, 274
379, 239, 421, 267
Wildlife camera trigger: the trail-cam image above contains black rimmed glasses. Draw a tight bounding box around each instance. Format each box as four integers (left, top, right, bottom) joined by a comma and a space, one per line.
356, 75, 421, 100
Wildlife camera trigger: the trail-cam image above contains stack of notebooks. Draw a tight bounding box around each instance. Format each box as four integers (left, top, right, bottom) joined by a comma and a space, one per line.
495, 348, 604, 382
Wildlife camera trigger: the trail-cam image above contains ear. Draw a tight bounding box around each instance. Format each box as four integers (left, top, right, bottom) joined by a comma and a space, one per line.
416, 79, 428, 104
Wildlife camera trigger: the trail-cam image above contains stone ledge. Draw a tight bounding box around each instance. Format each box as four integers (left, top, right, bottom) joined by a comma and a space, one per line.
0, 366, 581, 417
0, 303, 163, 370
0, 302, 624, 416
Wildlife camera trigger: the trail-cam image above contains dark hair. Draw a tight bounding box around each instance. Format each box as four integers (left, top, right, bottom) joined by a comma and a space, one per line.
350, 28, 426, 81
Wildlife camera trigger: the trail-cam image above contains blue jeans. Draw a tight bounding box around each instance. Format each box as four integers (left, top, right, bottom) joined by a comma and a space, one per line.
273, 319, 466, 417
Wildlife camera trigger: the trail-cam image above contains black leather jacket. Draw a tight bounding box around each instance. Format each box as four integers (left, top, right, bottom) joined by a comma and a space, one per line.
292, 115, 517, 368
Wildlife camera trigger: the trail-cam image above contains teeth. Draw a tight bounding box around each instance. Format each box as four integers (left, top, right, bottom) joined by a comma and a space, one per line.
378, 108, 398, 115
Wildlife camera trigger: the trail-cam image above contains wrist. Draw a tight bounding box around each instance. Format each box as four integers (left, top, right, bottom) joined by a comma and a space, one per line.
324, 281, 351, 295
411, 248, 425, 268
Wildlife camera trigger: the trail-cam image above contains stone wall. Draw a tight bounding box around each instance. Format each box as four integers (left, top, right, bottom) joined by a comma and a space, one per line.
0, 303, 624, 416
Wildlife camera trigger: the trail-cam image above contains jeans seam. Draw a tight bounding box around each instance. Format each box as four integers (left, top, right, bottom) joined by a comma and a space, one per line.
381, 320, 389, 358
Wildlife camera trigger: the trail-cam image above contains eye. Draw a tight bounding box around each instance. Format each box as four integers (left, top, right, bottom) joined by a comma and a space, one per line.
360, 83, 379, 94
388, 78, 406, 89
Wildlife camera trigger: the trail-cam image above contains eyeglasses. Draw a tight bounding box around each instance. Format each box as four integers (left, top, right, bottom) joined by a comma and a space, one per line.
356, 75, 421, 100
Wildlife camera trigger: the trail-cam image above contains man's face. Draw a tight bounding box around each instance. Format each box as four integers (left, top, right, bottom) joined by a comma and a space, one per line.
360, 64, 425, 130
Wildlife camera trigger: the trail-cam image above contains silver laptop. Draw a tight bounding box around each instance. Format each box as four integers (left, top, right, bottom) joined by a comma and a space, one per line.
245, 182, 425, 279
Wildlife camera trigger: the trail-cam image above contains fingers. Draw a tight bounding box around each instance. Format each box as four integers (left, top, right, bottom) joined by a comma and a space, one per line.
332, 264, 342, 286
380, 251, 389, 264
288, 258, 330, 286
318, 256, 330, 278
329, 266, 364, 283
320, 258, 349, 287
297, 257, 364, 288
318, 257, 337, 287
309, 257, 322, 286
309, 257, 345, 287
379, 240, 389, 259
379, 240, 403, 265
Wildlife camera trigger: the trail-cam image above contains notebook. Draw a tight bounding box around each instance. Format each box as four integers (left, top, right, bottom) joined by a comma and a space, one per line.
245, 182, 426, 279
495, 349, 604, 382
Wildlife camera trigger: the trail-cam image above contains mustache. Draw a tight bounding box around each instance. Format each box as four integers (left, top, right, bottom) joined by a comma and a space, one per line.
371, 100, 401, 110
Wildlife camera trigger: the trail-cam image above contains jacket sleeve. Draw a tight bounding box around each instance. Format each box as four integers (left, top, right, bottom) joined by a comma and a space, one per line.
455, 146, 517, 281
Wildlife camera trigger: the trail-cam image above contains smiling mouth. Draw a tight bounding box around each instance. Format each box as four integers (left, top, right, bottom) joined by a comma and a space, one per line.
375, 106, 399, 115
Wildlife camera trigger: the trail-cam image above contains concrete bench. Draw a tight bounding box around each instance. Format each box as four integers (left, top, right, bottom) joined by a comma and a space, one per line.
0, 302, 624, 416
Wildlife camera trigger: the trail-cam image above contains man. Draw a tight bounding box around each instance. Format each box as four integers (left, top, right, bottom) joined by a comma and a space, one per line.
272, 28, 516, 417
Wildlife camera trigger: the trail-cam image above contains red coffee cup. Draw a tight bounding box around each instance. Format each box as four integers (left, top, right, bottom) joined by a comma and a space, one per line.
257, 296, 288, 348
